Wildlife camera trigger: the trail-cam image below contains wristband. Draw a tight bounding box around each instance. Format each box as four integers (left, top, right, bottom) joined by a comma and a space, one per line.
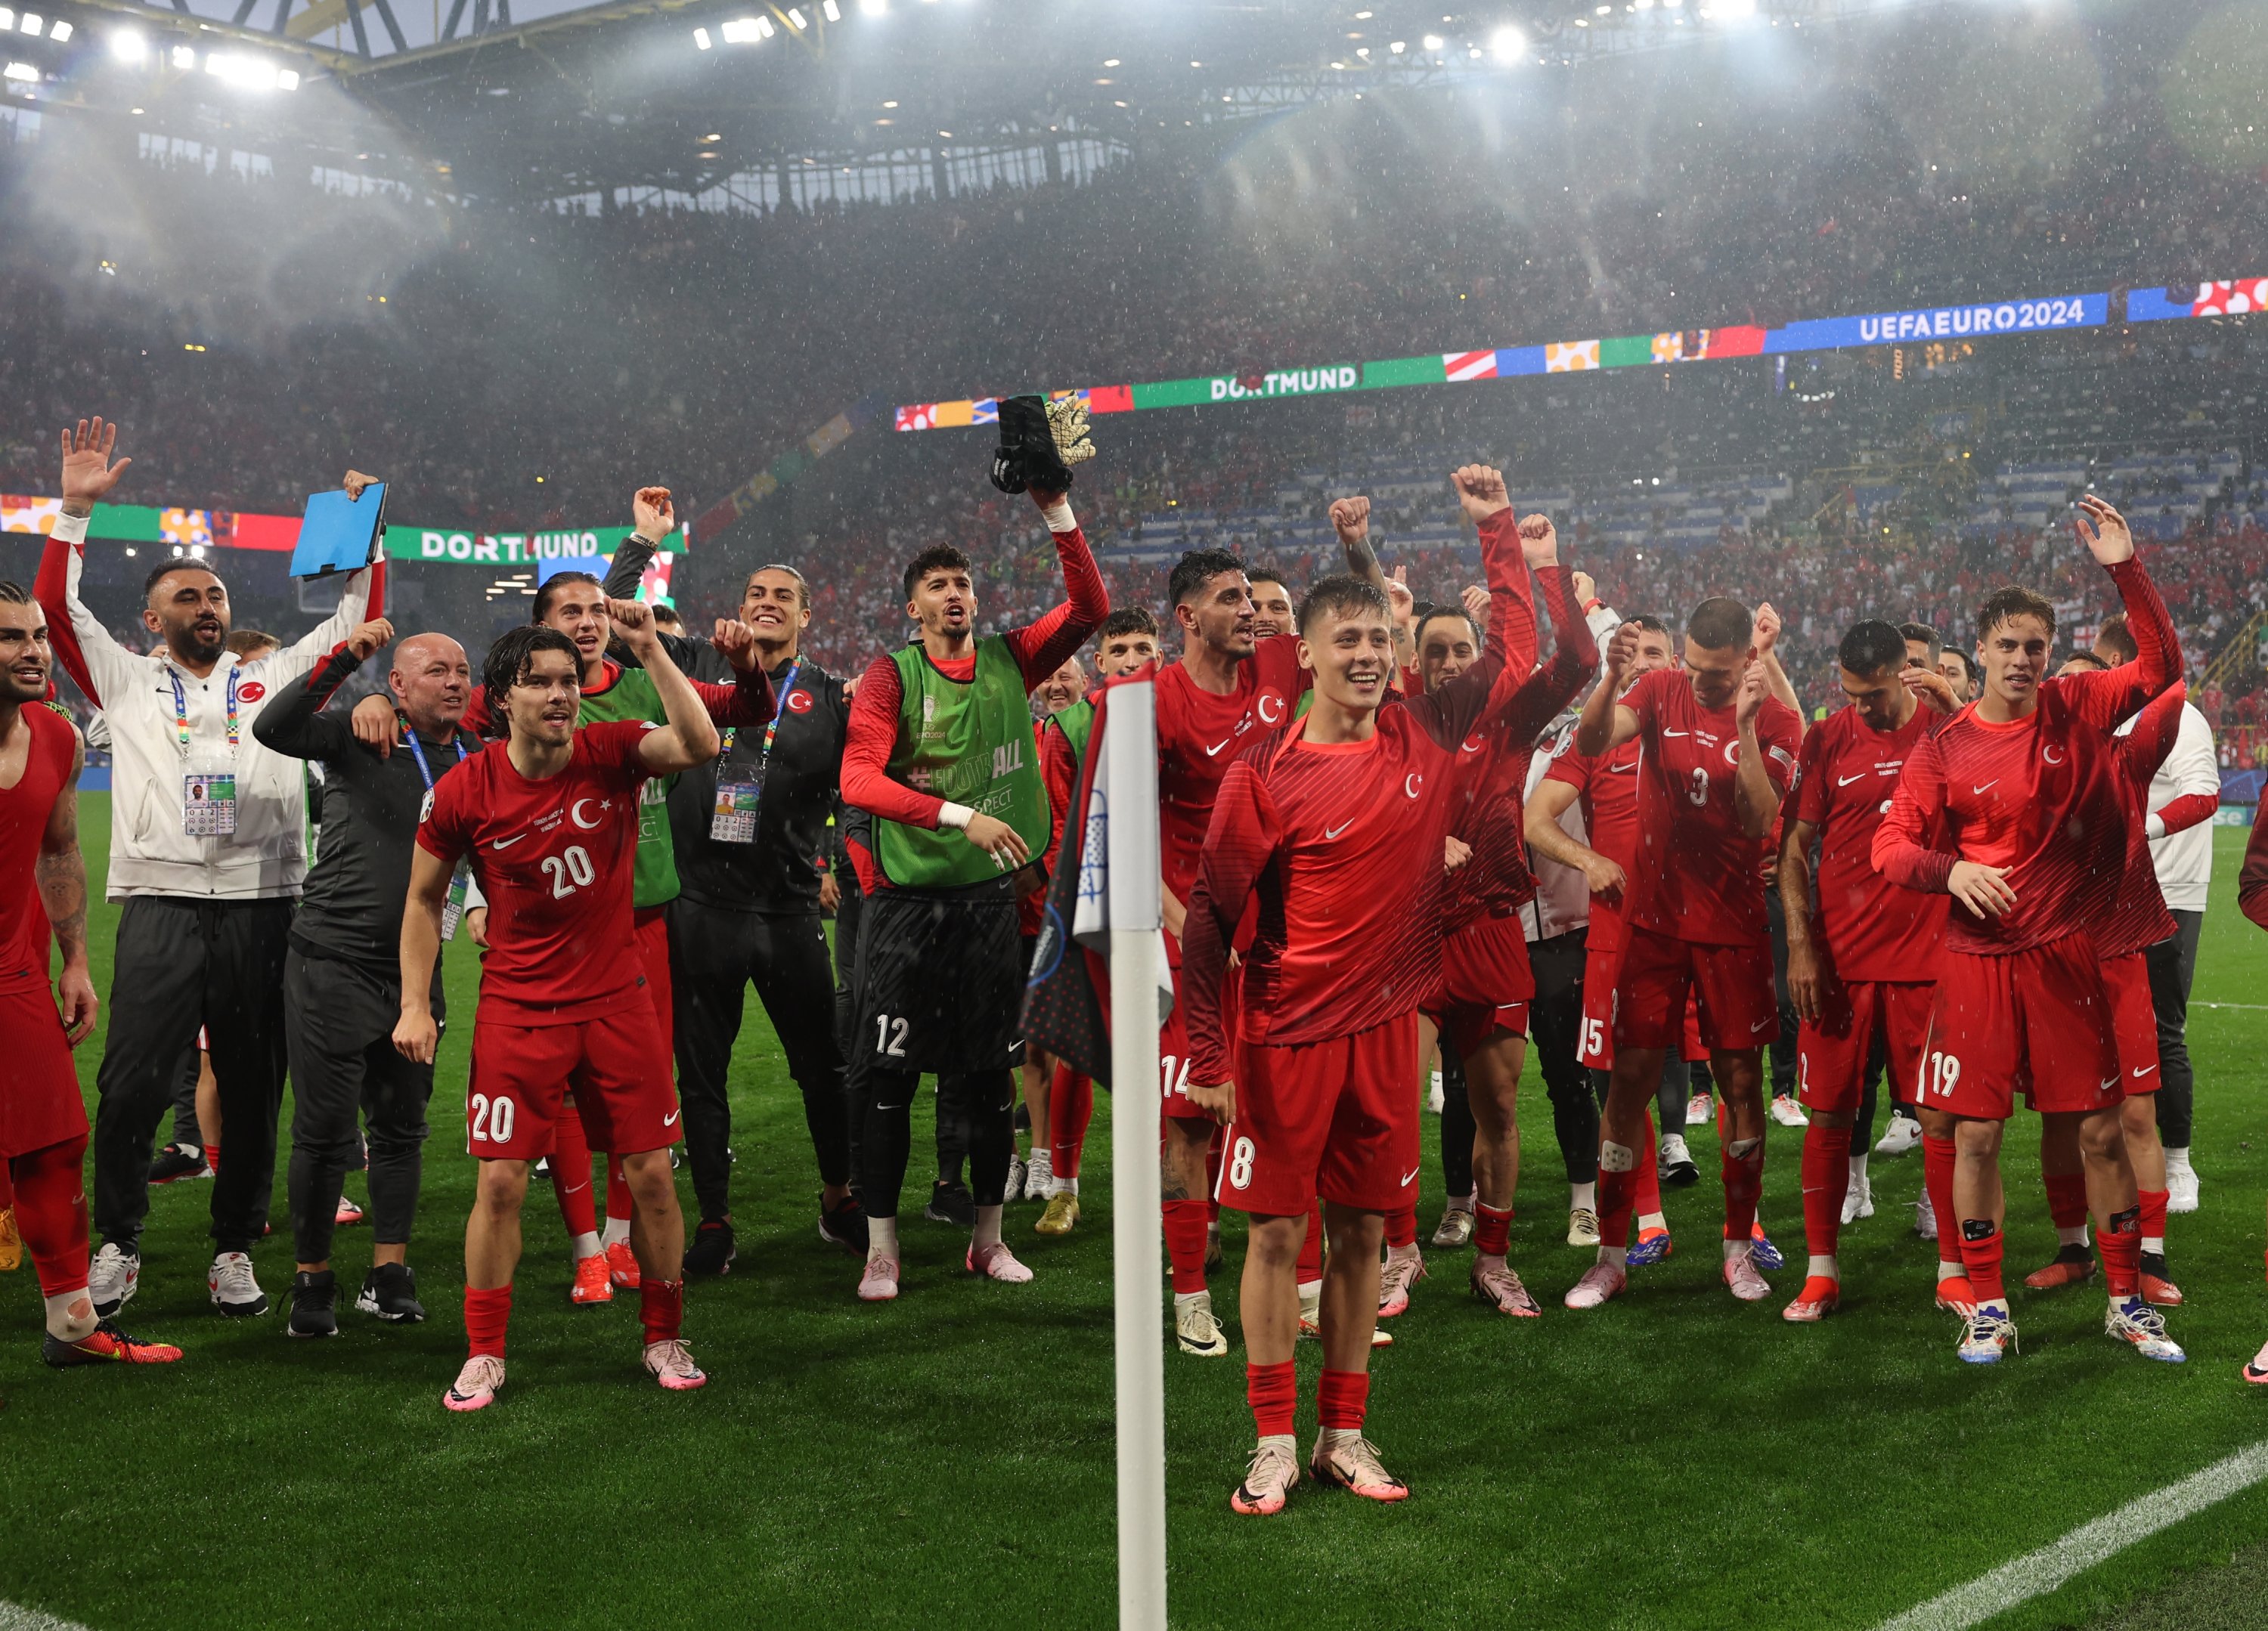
1041, 499, 1075, 534
937, 801, 975, 831
53, 510, 90, 546
2146, 812, 2167, 841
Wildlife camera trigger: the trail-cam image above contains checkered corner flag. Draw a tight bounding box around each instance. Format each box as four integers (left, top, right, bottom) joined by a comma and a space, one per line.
1020, 667, 1171, 1091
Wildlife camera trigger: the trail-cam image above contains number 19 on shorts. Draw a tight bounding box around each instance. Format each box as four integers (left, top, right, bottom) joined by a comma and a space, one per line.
1923, 1050, 1961, 1100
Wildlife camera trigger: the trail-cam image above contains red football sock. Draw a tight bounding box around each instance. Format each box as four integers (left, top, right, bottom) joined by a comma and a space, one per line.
2137, 1188, 2169, 1247
1923, 1135, 1963, 1264
1800, 1120, 1851, 1261
203, 1144, 221, 1176
1317, 1367, 1369, 1431
1721, 1134, 1765, 1242
1048, 1065, 1092, 1179
1162, 1198, 1210, 1295
550, 1113, 599, 1240
1473, 1202, 1514, 1258
11, 1136, 91, 1300
464, 1284, 513, 1357
1295, 1198, 1324, 1285
1247, 1359, 1297, 1438
1634, 1108, 1662, 1221
640, 1277, 685, 1345
2098, 1212, 2141, 1298
1960, 1223, 2005, 1305
2043, 1171, 2089, 1233
1384, 1203, 1418, 1251
0, 1159, 13, 1209
606, 1156, 633, 1227
1597, 1157, 1638, 1251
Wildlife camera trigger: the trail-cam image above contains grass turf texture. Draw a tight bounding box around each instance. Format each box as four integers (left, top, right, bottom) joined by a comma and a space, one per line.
2, 803, 2265, 1631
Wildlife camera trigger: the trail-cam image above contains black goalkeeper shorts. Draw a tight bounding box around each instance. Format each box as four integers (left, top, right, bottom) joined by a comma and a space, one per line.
853, 877, 1023, 1075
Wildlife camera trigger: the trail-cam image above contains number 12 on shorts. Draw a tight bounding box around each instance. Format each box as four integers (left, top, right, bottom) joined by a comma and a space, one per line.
469, 1091, 517, 1145
1924, 1050, 1961, 1099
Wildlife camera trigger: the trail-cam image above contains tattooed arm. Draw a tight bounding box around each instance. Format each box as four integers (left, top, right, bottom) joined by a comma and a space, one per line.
37, 722, 97, 1045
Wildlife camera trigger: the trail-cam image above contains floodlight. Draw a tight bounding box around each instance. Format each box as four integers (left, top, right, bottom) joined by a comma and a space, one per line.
277, 67, 298, 88
19, 14, 42, 35
785, 7, 807, 29
823, 0, 840, 18
1389, 39, 1405, 52
45, 16, 64, 38
693, 26, 711, 46
718, 16, 761, 41
0, 11, 14, 31
860, 0, 885, 11
171, 43, 195, 67
1489, 23, 1523, 59
2, 59, 33, 79
1421, 32, 1443, 48
110, 26, 147, 61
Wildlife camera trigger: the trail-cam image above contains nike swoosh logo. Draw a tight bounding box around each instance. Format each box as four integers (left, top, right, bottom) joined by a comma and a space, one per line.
1325, 822, 1353, 839
1837, 772, 1867, 787
1749, 1017, 1773, 1033
559, 1182, 590, 1196
1399, 1166, 1421, 1187
1972, 781, 1997, 795
1663, 729, 1690, 738
2131, 1065, 2157, 1077
663, 1109, 680, 1127
1204, 738, 1233, 757
1610, 763, 1637, 773
491, 833, 528, 849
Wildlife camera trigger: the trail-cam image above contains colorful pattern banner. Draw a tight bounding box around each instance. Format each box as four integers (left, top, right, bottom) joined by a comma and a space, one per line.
888, 281, 2266, 434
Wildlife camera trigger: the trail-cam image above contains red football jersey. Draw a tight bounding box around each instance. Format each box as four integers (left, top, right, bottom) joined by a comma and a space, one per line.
1439, 552, 1547, 929
1620, 667, 1802, 948
2096, 684, 2183, 958
1875, 559, 2181, 955
1541, 733, 1642, 953
1156, 634, 1306, 918
1789, 704, 1947, 982
417, 719, 655, 1026
0, 703, 73, 995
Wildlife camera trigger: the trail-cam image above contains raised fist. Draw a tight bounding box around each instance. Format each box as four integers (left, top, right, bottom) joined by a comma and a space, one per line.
1752, 601, 1782, 656
1329, 495, 1371, 543
634, 486, 676, 542
345, 617, 395, 661
1517, 512, 1559, 568
1452, 465, 1509, 524
1603, 621, 1642, 676
1572, 569, 1597, 606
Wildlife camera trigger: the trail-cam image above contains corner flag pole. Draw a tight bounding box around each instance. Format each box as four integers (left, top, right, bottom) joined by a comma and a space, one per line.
1103, 679, 1167, 1631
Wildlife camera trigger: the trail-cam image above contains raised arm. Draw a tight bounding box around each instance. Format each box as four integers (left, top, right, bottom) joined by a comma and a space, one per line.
1003, 487, 1111, 688
253, 620, 392, 762
1752, 603, 1805, 741
612, 600, 720, 774
603, 486, 709, 673
272, 468, 386, 684
1730, 664, 1781, 840
37, 723, 96, 1045
1486, 557, 1598, 744
2056, 497, 2180, 732
35, 417, 141, 707
1575, 625, 1643, 756
1328, 494, 1393, 611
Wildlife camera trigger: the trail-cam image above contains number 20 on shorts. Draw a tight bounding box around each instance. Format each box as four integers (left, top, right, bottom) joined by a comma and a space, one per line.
469, 1091, 517, 1145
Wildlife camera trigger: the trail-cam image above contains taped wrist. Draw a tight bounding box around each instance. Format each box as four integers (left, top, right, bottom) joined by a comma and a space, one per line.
937, 801, 975, 831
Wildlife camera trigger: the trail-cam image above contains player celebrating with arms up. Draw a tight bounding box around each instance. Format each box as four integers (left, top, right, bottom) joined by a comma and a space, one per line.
1873, 496, 2183, 1366
1183, 466, 1594, 1516
396, 605, 726, 1411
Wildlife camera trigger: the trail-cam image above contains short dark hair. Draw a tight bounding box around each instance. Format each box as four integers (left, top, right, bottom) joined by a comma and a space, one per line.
1414, 606, 1479, 649
225, 629, 278, 658
1898, 622, 1943, 664
2061, 650, 2109, 673
0, 579, 32, 605
1297, 574, 1390, 636
1168, 548, 1247, 609
1941, 648, 1977, 689
1687, 596, 1751, 651
1098, 607, 1158, 641
1838, 620, 1910, 676
479, 627, 581, 739
2095, 611, 2137, 665
1627, 614, 1670, 637
1978, 585, 2056, 643
748, 562, 811, 610
903, 545, 972, 602
143, 559, 225, 599
651, 604, 683, 630
533, 571, 603, 624
1246, 562, 1290, 593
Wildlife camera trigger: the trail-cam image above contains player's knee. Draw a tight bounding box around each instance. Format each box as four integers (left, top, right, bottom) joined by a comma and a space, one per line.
1951, 1119, 2000, 1160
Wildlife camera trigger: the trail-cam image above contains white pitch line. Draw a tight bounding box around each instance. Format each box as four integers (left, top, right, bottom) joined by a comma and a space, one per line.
1879, 1439, 2268, 1631
2194, 1001, 2268, 1011
0, 1604, 91, 1631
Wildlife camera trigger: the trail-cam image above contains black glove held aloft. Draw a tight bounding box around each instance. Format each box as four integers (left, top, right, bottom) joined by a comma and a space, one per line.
988, 393, 1094, 494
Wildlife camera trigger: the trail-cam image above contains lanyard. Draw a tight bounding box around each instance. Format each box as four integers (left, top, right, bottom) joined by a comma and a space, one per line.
722, 660, 801, 764
399, 720, 470, 791
167, 663, 240, 757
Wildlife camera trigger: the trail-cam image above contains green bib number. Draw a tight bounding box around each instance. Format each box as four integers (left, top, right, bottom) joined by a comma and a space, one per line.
875, 638, 1052, 890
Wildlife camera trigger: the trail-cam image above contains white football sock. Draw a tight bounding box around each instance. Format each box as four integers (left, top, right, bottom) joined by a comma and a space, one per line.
1937, 1260, 1966, 1283
1569, 1181, 1596, 1212
45, 1289, 98, 1343
972, 1203, 1004, 1252
1637, 1210, 1668, 1232
2164, 1145, 2193, 1174
602, 1216, 631, 1248
1174, 1287, 1210, 1311
1849, 1153, 1869, 1185
1807, 1255, 1839, 1282
2056, 1223, 2090, 1248
867, 1215, 899, 1263
569, 1231, 602, 1261
2143, 1233, 2165, 1255
1058, 1175, 1080, 1197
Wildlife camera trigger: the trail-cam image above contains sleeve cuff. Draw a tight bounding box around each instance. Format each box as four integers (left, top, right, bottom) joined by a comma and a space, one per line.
2147, 812, 2167, 841
1042, 500, 1076, 534
52, 511, 89, 546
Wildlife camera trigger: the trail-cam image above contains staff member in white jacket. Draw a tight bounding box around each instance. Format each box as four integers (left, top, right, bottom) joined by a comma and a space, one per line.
33, 419, 383, 1319
2099, 613, 2220, 1213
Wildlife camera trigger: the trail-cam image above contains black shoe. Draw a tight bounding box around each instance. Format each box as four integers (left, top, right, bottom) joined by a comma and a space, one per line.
684, 1218, 739, 1277
925, 1179, 977, 1228
819, 1195, 869, 1255
1013, 1100, 1032, 1134
287, 1270, 338, 1339
148, 1144, 209, 1185
356, 1262, 426, 1323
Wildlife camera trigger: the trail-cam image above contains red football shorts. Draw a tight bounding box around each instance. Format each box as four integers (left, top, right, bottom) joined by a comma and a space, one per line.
634, 905, 674, 1066
465, 999, 680, 1161
1796, 980, 1934, 1116
0, 984, 89, 1159
1917, 932, 2119, 1120
1613, 931, 1777, 1054
1423, 914, 1535, 1060
2101, 952, 2161, 1098
1579, 939, 1707, 1069
1215, 1012, 1420, 1217
1162, 961, 1239, 1125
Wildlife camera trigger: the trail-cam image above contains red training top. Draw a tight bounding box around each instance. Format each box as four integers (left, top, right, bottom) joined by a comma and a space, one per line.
0, 703, 74, 995
1789, 702, 1947, 983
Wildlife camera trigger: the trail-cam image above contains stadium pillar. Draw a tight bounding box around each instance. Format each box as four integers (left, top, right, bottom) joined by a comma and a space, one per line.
1103, 680, 1167, 1631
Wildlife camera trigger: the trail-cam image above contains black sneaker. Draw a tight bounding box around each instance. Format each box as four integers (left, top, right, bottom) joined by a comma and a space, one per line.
1013, 1100, 1032, 1134
148, 1144, 210, 1185
925, 1179, 977, 1228
356, 1262, 426, 1323
684, 1218, 739, 1277
819, 1195, 869, 1255
287, 1270, 338, 1339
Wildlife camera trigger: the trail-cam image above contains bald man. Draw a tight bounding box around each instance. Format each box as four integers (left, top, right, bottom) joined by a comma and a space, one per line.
253, 620, 481, 1335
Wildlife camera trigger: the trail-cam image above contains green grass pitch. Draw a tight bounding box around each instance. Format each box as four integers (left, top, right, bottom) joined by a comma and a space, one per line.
2, 802, 2265, 1630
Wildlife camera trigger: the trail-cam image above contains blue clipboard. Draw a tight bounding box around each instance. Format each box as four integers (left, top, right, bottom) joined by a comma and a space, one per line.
290, 485, 387, 580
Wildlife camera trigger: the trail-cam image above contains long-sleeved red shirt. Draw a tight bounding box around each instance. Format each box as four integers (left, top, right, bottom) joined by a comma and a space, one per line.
2096, 682, 2184, 958
1873, 556, 2179, 955
839, 521, 1108, 889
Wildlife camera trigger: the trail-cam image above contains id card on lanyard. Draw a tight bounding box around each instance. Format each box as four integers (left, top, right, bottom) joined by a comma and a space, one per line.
173, 664, 241, 837
711, 659, 798, 844
404, 724, 475, 939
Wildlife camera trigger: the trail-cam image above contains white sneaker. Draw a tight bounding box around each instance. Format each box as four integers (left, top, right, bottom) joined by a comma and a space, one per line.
643, 1337, 708, 1391
1025, 1149, 1055, 1202
1566, 1207, 1600, 1247
1874, 1113, 1923, 1157
1722, 1249, 1772, 1302
1770, 1095, 1809, 1128
90, 1242, 140, 1317
1563, 1261, 1627, 1310
2167, 1163, 2199, 1215
1659, 1134, 1699, 1185
1684, 1093, 1715, 1131
1430, 1205, 1474, 1249
1003, 1153, 1027, 1204
208, 1251, 268, 1317
1176, 1290, 1230, 1357
2105, 1296, 2186, 1363
1841, 1168, 1874, 1225
1957, 1306, 2018, 1365
1914, 1194, 1938, 1241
